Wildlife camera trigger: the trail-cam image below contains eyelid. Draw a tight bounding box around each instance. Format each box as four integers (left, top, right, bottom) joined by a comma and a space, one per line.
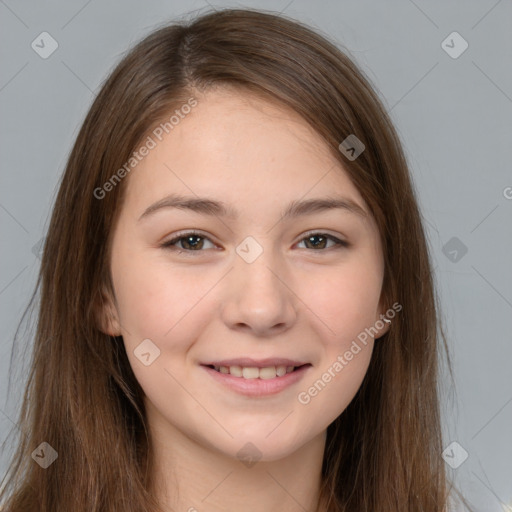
160, 229, 218, 252
297, 229, 349, 247
163, 229, 213, 243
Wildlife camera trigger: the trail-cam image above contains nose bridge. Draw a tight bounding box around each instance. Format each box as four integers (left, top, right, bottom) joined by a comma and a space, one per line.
234, 237, 286, 300
221, 235, 297, 333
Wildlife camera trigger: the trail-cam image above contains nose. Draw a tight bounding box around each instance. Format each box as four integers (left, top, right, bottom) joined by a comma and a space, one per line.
220, 247, 298, 338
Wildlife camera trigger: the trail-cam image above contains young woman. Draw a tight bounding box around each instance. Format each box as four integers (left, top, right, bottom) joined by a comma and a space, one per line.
0, 8, 472, 512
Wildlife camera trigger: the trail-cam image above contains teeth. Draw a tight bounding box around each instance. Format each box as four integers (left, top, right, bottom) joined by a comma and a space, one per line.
229, 365, 243, 377
276, 366, 286, 377
259, 367, 278, 380
212, 365, 297, 379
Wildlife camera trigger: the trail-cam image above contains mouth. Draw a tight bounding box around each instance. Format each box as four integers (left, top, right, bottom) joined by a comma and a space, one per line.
200, 360, 312, 397
202, 363, 311, 380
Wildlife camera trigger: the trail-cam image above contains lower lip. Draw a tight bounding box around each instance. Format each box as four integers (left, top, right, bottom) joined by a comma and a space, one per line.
202, 365, 311, 397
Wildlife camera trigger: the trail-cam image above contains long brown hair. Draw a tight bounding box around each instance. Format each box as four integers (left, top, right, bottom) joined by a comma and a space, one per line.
1, 7, 472, 511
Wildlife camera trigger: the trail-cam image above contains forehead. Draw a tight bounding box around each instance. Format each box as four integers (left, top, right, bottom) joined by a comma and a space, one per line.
121, 87, 369, 220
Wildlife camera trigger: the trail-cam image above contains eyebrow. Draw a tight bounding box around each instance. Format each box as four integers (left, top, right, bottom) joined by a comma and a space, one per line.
138, 193, 368, 222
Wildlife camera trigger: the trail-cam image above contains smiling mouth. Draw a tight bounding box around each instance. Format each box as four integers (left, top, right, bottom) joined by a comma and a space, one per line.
204, 364, 311, 379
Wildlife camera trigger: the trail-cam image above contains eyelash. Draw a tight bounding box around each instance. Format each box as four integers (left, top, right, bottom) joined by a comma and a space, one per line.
160, 230, 349, 255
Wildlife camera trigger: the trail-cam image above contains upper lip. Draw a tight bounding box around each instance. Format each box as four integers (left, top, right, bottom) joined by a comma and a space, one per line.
201, 358, 309, 368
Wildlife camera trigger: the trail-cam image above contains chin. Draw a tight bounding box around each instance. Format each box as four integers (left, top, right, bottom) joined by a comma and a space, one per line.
216, 430, 311, 464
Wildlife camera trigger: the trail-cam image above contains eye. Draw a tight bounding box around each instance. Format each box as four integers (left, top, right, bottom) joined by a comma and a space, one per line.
295, 232, 349, 251
160, 231, 216, 254
160, 230, 348, 255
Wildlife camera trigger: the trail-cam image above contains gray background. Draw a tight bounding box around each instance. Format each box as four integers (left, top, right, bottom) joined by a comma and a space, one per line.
1, 1, 511, 510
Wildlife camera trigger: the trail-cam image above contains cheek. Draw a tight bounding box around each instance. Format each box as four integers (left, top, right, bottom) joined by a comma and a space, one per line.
296, 257, 381, 421
296, 344, 373, 431
112, 256, 214, 405
111, 250, 215, 348
295, 266, 379, 422
301, 260, 382, 346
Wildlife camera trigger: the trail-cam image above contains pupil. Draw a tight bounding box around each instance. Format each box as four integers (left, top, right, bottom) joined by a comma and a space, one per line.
308, 235, 326, 249
184, 235, 202, 249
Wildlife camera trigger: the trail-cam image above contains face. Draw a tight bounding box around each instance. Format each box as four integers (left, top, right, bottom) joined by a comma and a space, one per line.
101, 87, 388, 462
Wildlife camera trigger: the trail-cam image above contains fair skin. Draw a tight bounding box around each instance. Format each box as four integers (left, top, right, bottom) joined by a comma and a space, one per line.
100, 87, 389, 512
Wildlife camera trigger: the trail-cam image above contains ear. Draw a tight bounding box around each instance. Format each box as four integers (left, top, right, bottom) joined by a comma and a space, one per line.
94, 284, 122, 337
374, 298, 392, 340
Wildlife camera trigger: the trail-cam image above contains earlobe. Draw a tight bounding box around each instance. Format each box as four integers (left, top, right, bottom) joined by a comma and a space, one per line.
375, 300, 392, 339
94, 285, 122, 337
378, 314, 391, 338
